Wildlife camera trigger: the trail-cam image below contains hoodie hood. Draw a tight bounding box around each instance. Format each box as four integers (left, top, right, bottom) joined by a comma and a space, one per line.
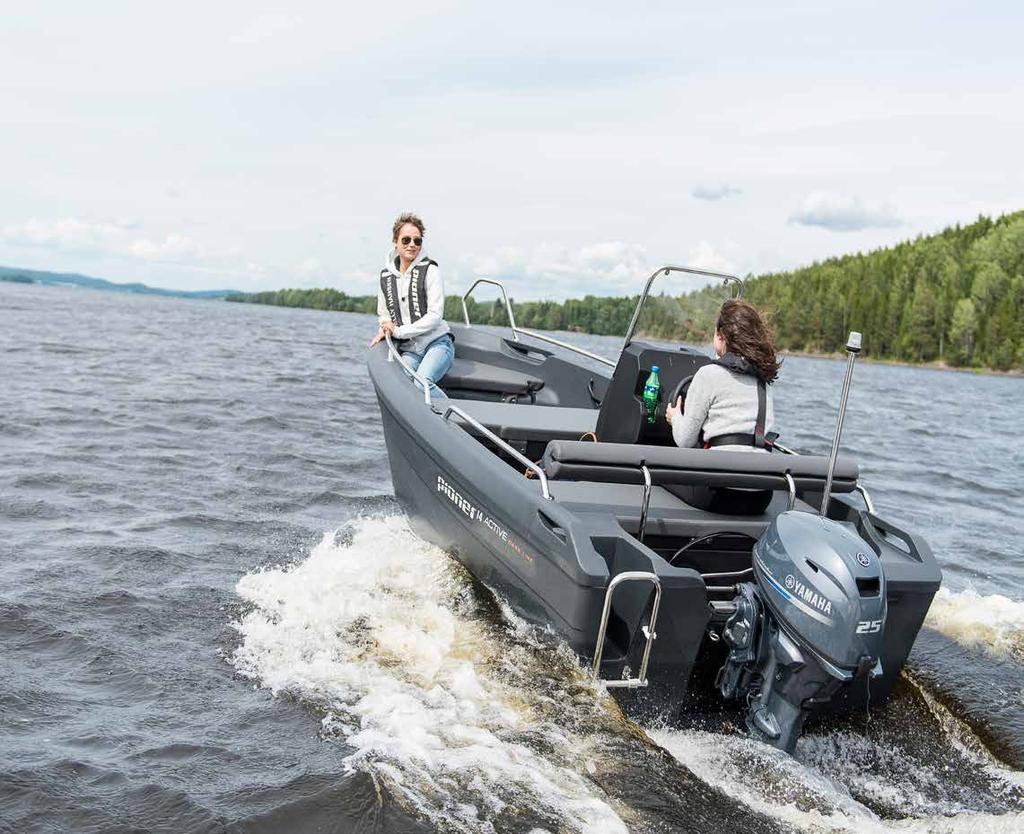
716, 351, 762, 381
384, 248, 432, 278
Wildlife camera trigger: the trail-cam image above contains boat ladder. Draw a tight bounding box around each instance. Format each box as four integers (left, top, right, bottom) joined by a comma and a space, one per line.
592, 571, 662, 689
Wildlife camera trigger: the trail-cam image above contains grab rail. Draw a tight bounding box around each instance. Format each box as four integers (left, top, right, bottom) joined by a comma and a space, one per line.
514, 328, 616, 368
855, 483, 875, 514
443, 404, 552, 500
462, 278, 518, 338
637, 465, 653, 542
622, 265, 744, 350
592, 571, 662, 689
461, 278, 615, 368
384, 332, 432, 405
773, 442, 875, 514
784, 472, 797, 511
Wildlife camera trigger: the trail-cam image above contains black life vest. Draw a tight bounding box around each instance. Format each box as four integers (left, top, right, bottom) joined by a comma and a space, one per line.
712, 356, 770, 454
380, 258, 435, 328
700, 353, 774, 450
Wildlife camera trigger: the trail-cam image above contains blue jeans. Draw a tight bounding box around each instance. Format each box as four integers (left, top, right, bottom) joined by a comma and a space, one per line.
403, 334, 454, 395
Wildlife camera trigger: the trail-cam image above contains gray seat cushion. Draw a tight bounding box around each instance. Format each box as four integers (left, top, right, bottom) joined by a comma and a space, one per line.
542, 440, 859, 493
447, 401, 598, 443
444, 358, 544, 395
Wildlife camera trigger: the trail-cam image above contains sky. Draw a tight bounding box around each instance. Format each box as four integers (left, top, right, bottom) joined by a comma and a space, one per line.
1, 2, 1021, 300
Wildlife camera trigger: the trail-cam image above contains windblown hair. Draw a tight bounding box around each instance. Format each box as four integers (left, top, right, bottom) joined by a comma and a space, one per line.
716, 298, 781, 384
392, 212, 426, 241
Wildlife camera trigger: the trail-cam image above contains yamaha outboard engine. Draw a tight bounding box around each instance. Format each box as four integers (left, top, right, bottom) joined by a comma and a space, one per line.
717, 511, 886, 752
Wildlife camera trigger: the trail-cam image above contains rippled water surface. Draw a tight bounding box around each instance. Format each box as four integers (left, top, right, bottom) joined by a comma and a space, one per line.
2, 282, 1023, 834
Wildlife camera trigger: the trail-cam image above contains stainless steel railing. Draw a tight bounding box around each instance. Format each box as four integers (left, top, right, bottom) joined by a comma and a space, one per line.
384, 331, 433, 405
621, 265, 744, 350
462, 266, 745, 369
462, 278, 519, 338
784, 472, 797, 511
442, 403, 552, 500
461, 278, 616, 368
592, 571, 662, 689
855, 483, 875, 514
775, 441, 876, 514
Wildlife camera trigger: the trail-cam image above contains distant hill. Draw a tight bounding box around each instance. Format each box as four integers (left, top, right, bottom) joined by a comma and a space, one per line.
0, 265, 240, 299
226, 287, 377, 313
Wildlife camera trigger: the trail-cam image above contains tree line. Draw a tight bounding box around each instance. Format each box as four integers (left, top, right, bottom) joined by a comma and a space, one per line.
743, 211, 1024, 370
226, 210, 1024, 371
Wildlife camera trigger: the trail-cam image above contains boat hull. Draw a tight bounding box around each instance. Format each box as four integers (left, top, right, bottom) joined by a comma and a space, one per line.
367, 334, 941, 720
368, 345, 712, 708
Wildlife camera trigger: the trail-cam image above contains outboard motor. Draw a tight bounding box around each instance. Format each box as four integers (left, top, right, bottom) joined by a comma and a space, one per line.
717, 511, 886, 752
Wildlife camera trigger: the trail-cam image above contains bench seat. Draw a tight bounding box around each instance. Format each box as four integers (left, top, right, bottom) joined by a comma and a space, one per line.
444, 358, 544, 396
542, 440, 859, 493
447, 400, 598, 443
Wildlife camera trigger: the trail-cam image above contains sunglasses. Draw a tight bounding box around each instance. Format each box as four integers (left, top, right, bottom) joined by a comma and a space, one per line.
400, 236, 423, 246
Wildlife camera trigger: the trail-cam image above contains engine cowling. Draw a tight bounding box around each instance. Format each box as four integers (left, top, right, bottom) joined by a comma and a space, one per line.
754, 511, 886, 672
718, 511, 887, 752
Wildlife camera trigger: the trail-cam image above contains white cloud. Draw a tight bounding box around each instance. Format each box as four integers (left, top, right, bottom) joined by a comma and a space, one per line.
1, 217, 211, 266
128, 233, 205, 262
1, 5, 1019, 293
789, 193, 903, 232
0, 219, 280, 290
288, 257, 346, 288
450, 240, 750, 300
3, 218, 125, 252
295, 257, 324, 276
686, 241, 737, 275
692, 184, 742, 201
456, 241, 651, 300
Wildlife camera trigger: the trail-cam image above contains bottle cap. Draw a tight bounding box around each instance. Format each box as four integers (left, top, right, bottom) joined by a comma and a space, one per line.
651, 365, 659, 372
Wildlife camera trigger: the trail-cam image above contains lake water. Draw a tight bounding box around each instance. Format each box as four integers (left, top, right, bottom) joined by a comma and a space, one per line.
2, 282, 1024, 833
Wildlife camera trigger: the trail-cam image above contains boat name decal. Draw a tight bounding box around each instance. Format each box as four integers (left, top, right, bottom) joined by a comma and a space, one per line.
437, 474, 481, 521
436, 475, 533, 562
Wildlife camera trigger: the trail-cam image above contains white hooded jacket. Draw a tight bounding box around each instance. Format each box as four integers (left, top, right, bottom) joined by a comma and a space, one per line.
377, 249, 451, 355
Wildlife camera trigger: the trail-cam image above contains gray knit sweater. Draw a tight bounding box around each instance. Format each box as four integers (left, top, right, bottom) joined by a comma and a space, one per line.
670, 363, 774, 451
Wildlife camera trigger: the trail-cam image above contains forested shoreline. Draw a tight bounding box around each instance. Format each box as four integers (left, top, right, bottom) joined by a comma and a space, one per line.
227, 211, 1024, 372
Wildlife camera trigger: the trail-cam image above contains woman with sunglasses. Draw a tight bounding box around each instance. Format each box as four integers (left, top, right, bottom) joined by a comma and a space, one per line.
369, 212, 454, 393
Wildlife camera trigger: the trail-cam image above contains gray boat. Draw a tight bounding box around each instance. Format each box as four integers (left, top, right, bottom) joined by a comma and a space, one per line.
367, 266, 942, 752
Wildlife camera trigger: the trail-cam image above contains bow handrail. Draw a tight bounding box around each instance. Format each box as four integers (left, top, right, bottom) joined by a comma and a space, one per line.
461, 277, 615, 367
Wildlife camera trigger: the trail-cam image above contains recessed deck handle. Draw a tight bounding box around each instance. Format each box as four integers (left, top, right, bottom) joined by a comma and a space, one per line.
537, 510, 567, 543
504, 338, 551, 359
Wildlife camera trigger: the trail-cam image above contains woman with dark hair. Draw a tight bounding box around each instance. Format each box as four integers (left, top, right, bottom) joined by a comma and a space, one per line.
666, 298, 780, 450
665, 298, 781, 511
369, 212, 453, 392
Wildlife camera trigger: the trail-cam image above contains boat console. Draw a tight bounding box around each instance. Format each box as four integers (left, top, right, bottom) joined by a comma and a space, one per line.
594, 340, 712, 445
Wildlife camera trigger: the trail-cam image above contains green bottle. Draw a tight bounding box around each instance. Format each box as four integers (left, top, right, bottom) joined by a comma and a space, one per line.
642, 365, 660, 423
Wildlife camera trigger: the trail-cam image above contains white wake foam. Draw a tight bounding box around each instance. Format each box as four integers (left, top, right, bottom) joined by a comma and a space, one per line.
230, 515, 629, 834
925, 587, 1024, 658
650, 727, 888, 833
230, 515, 1024, 833
653, 726, 1024, 834
887, 813, 1024, 833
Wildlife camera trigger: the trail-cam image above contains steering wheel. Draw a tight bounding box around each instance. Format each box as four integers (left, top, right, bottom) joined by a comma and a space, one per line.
668, 373, 696, 413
